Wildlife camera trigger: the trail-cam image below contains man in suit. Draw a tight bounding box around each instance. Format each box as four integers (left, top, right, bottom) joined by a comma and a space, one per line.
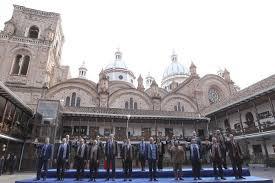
189, 138, 202, 180
168, 141, 185, 181
105, 134, 118, 181
156, 138, 165, 171
215, 130, 227, 169
96, 136, 104, 163
54, 138, 70, 181
34, 137, 53, 181
65, 134, 72, 169
210, 137, 226, 180
138, 138, 146, 171
88, 139, 100, 181
0, 156, 4, 176
227, 134, 245, 179
75, 138, 87, 181
147, 137, 158, 181
122, 138, 134, 181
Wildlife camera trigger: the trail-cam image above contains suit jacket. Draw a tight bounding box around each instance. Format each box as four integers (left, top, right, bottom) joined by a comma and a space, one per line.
121, 144, 134, 160
169, 145, 185, 164
36, 143, 53, 160
55, 143, 70, 160
147, 143, 158, 160
105, 140, 118, 159
76, 144, 88, 160
157, 141, 165, 156
88, 144, 99, 161
187, 144, 201, 162
226, 140, 242, 160
139, 142, 147, 156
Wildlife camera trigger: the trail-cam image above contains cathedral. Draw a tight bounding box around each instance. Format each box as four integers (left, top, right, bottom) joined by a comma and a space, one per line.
0, 5, 275, 170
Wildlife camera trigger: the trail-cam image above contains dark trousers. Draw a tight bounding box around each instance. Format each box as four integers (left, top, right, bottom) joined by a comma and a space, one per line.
0, 160, 4, 175
148, 159, 157, 179
139, 154, 146, 170
56, 159, 66, 180
36, 158, 48, 180
231, 157, 243, 178
191, 159, 201, 178
221, 148, 227, 168
89, 159, 98, 179
75, 157, 85, 180
157, 155, 163, 170
213, 160, 224, 178
106, 158, 116, 179
124, 158, 132, 178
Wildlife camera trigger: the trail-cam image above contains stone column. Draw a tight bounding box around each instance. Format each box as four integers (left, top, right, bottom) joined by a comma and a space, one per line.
268, 95, 275, 119
252, 102, 262, 132
237, 109, 244, 134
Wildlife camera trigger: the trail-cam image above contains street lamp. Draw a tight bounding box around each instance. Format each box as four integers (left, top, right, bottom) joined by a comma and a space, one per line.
126, 115, 131, 138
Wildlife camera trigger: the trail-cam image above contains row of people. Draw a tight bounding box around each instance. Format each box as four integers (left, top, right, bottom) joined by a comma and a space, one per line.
0, 153, 17, 175
33, 132, 244, 181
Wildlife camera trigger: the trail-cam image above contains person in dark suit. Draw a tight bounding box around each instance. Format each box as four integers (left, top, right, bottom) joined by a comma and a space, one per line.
0, 155, 4, 176
138, 138, 146, 171
122, 139, 134, 181
65, 134, 72, 169
34, 137, 53, 181
105, 134, 118, 181
88, 139, 100, 181
147, 137, 158, 181
75, 138, 87, 181
96, 136, 104, 163
227, 134, 245, 179
188, 138, 202, 180
156, 138, 165, 171
215, 130, 227, 169
54, 138, 70, 181
209, 137, 226, 180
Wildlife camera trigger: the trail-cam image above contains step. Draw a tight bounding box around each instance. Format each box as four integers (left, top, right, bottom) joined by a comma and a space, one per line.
15, 176, 273, 183
46, 168, 251, 178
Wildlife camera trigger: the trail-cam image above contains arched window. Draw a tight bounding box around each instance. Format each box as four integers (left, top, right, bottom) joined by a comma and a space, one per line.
71, 92, 76, 107
65, 96, 70, 106
134, 102, 137, 110
130, 97, 133, 109
11, 54, 30, 76
245, 112, 255, 127
76, 97, 81, 107
28, 25, 39, 38
20, 55, 30, 75
125, 101, 129, 109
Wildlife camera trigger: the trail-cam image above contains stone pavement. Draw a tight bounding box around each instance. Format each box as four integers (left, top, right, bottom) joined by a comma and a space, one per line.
0, 167, 274, 183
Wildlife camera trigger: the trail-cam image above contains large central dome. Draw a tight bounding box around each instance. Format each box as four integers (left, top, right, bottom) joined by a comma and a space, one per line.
162, 53, 186, 79
104, 49, 135, 85
161, 53, 189, 91
105, 50, 127, 70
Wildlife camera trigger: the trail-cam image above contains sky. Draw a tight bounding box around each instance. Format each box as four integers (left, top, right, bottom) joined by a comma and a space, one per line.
1, 0, 275, 89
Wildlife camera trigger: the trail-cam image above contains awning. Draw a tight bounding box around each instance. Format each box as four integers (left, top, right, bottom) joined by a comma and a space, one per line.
0, 81, 33, 115
234, 130, 275, 140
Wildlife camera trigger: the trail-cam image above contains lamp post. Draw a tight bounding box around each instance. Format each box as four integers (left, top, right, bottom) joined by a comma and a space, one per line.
126, 115, 131, 139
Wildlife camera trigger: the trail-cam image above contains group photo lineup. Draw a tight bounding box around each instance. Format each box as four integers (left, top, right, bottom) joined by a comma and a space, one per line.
0, 0, 274, 183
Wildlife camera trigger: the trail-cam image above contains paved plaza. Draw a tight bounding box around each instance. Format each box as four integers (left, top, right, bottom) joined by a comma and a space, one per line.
0, 167, 273, 183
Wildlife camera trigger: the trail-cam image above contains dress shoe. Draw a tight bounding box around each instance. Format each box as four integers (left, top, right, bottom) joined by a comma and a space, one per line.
239, 176, 245, 179
154, 178, 158, 181
221, 177, 226, 180
198, 177, 202, 180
